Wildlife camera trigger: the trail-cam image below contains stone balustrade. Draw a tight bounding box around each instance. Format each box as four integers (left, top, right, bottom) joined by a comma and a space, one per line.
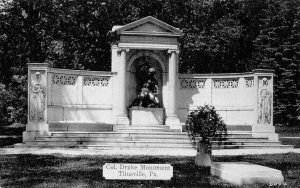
25, 63, 277, 141
47, 67, 116, 124
178, 69, 274, 135
26, 64, 116, 126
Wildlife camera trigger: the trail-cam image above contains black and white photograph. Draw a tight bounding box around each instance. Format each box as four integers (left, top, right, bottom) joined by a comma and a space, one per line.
0, 0, 299, 187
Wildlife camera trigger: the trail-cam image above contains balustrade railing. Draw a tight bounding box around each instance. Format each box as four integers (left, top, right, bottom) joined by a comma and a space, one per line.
178, 69, 274, 127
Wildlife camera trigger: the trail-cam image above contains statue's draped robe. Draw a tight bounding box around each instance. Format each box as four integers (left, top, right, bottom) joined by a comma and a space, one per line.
258, 85, 272, 124
30, 79, 45, 121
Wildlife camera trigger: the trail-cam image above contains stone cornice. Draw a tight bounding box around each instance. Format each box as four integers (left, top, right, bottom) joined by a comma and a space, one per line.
118, 43, 178, 50
121, 31, 181, 37
49, 68, 117, 76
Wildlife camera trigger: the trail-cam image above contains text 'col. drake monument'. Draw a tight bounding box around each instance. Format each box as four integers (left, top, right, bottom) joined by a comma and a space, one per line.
17, 16, 288, 153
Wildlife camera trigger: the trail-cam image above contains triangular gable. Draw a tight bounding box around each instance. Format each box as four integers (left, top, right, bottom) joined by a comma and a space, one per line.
114, 16, 182, 37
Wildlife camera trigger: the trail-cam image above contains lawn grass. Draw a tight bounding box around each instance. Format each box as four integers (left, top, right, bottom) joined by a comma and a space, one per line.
0, 153, 299, 188
0, 154, 234, 188
275, 126, 300, 148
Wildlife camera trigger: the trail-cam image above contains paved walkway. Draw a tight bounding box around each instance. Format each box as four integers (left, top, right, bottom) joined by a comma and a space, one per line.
0, 148, 197, 156
0, 135, 22, 138
0, 148, 300, 156
279, 137, 300, 139
213, 148, 300, 156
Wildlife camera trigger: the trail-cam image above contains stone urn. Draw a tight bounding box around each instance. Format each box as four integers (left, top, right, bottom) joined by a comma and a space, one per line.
195, 141, 212, 167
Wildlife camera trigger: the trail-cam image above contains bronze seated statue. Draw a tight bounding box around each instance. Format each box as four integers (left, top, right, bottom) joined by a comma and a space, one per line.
130, 67, 160, 108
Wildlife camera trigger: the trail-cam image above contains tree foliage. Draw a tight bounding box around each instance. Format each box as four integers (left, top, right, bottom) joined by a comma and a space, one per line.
253, 0, 300, 126
0, 0, 299, 126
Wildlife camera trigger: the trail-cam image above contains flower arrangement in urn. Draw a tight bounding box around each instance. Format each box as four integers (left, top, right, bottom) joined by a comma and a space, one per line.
186, 105, 227, 166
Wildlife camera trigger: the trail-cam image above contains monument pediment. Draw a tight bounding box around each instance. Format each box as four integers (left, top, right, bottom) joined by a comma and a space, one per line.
113, 16, 182, 37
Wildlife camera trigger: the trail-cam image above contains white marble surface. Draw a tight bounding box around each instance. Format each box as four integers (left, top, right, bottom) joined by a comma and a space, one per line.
211, 162, 284, 185
130, 108, 164, 125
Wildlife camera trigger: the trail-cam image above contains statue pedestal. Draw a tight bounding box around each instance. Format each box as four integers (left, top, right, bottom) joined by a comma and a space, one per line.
23, 123, 49, 142
252, 125, 278, 141
165, 115, 181, 130
130, 107, 164, 125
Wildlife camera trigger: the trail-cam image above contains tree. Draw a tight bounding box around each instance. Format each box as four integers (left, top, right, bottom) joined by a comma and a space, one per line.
253, 0, 300, 126
0, 0, 299, 126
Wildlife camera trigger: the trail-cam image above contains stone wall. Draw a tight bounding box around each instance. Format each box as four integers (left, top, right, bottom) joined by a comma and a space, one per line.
177, 70, 274, 127
47, 68, 115, 124
27, 64, 274, 129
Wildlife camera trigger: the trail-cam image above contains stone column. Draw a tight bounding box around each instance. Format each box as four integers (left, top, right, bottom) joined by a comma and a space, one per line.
116, 48, 130, 125
166, 50, 181, 130
23, 63, 50, 142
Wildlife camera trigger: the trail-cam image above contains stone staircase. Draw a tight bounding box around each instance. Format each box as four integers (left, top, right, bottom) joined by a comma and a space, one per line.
15, 124, 196, 155
212, 125, 293, 150
15, 123, 293, 154
211, 133, 292, 150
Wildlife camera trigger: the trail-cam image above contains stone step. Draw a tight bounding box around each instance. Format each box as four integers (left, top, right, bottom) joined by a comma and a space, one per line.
208, 135, 253, 139
49, 122, 113, 132
218, 137, 269, 141
77, 145, 195, 150
227, 131, 252, 134
212, 145, 294, 150
117, 125, 170, 128
51, 132, 188, 137
24, 141, 194, 148
28, 140, 288, 148
36, 136, 191, 142
13, 144, 197, 156
53, 135, 189, 140
116, 128, 181, 132
211, 139, 270, 143
220, 134, 253, 138
37, 135, 274, 146
211, 141, 282, 146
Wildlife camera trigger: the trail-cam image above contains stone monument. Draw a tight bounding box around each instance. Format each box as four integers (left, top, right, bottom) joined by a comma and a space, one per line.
22, 16, 279, 144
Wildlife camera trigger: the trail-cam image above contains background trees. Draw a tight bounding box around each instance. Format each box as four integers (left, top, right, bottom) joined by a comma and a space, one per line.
0, 0, 299, 126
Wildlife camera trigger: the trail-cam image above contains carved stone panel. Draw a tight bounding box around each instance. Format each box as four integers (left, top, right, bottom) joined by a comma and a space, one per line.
29, 70, 46, 122
257, 77, 272, 124
245, 77, 254, 88
52, 74, 76, 85
213, 79, 239, 89
83, 76, 110, 87
180, 79, 206, 89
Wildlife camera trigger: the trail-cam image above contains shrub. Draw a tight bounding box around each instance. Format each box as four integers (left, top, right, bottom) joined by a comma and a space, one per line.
186, 105, 227, 153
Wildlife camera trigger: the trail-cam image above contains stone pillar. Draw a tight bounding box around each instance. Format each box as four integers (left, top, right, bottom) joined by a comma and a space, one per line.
111, 44, 119, 125
23, 63, 50, 142
165, 50, 181, 130
252, 69, 278, 140
116, 48, 130, 125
